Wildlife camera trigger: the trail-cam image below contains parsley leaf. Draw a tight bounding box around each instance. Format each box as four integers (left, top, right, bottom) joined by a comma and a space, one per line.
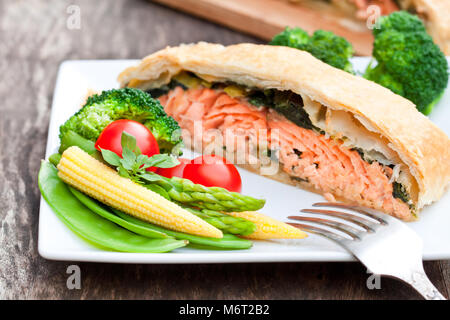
121, 147, 136, 170
118, 166, 131, 178
99, 131, 180, 186
138, 172, 165, 182
144, 154, 180, 168
144, 184, 171, 200
121, 131, 141, 155
100, 148, 121, 167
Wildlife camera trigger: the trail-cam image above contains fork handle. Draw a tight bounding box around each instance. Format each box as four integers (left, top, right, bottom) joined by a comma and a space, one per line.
402, 270, 446, 300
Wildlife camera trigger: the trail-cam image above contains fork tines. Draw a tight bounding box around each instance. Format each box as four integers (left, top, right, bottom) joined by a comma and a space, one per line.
287, 202, 388, 242
312, 202, 387, 224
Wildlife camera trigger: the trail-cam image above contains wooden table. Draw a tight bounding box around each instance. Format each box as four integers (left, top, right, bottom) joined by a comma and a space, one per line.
0, 0, 448, 300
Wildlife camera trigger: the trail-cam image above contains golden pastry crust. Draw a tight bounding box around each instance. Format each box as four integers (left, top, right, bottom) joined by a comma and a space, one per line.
118, 42, 450, 210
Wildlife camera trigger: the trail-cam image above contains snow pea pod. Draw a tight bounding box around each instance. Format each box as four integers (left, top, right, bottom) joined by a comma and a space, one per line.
69, 187, 169, 239
113, 209, 253, 250
38, 161, 187, 253
59, 130, 98, 155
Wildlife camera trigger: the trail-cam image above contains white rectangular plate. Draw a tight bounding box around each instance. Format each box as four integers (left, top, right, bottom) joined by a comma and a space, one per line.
39, 58, 450, 263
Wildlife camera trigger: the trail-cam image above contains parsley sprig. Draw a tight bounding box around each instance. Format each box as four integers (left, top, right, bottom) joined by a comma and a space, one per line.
100, 131, 179, 185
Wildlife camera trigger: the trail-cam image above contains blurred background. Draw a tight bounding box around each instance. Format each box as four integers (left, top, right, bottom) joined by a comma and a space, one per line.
150, 0, 450, 56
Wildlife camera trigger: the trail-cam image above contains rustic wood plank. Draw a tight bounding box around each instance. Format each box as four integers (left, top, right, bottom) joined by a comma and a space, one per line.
0, 0, 447, 300
150, 0, 373, 55
438, 260, 450, 298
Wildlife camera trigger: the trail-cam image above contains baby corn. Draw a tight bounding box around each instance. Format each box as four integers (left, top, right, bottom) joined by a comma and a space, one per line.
57, 146, 223, 239
225, 211, 307, 240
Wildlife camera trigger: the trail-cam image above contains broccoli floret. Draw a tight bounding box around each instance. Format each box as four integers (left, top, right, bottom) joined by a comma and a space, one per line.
59, 88, 183, 154
372, 10, 426, 36
270, 27, 309, 49
306, 30, 354, 73
270, 27, 354, 73
364, 11, 448, 114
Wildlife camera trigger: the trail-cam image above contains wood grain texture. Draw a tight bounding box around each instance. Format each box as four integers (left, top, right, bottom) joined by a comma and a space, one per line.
150, 0, 373, 55
0, 0, 448, 300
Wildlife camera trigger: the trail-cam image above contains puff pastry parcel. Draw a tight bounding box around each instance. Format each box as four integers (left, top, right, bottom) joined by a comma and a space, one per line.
118, 42, 450, 220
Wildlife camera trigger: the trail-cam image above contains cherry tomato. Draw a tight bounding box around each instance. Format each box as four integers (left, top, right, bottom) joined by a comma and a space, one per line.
182, 155, 242, 192
95, 120, 160, 171
157, 158, 191, 178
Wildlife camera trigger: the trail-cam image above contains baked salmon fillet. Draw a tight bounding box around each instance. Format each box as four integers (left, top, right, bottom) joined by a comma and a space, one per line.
118, 42, 450, 221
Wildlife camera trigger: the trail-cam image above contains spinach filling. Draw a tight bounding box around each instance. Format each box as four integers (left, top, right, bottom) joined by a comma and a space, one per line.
393, 181, 411, 205
247, 90, 316, 130
291, 176, 310, 183
146, 80, 187, 98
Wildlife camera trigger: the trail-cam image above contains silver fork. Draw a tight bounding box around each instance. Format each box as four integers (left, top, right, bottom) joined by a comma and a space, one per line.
288, 202, 446, 300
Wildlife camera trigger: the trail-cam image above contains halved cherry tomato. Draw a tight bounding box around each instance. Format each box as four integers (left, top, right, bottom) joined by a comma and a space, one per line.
95, 120, 160, 171
157, 158, 191, 178
182, 155, 242, 192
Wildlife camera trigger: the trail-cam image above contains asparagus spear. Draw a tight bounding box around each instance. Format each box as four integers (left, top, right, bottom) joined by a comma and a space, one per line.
144, 184, 257, 236
152, 176, 266, 212
143, 184, 257, 235
182, 206, 257, 236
